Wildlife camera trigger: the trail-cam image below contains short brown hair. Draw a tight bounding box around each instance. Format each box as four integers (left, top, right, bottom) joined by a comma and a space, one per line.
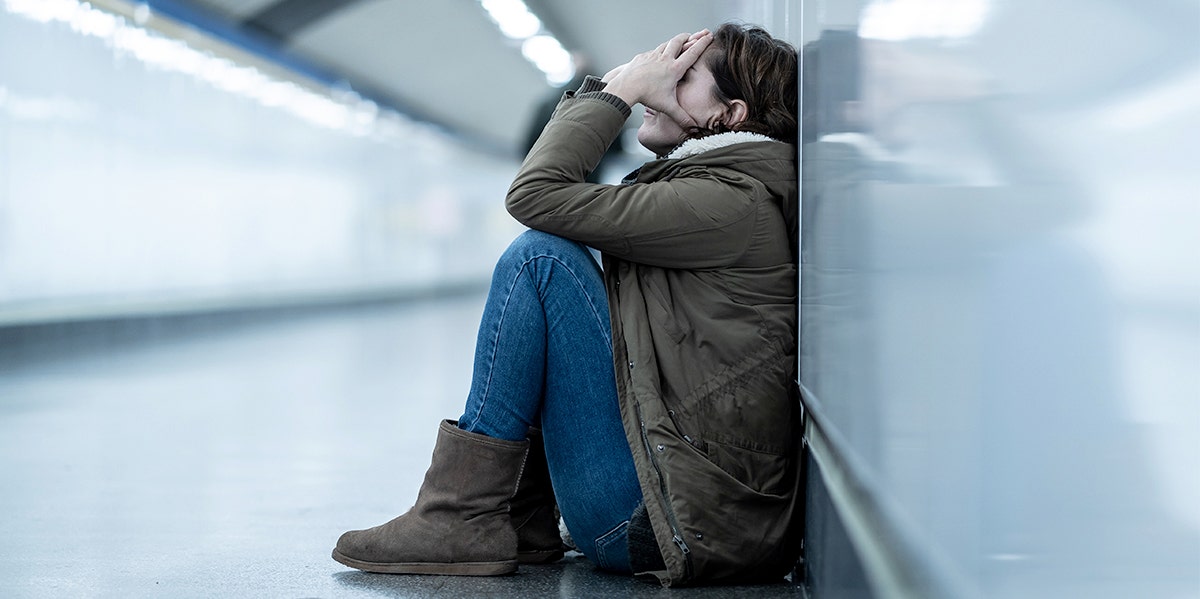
703, 23, 799, 142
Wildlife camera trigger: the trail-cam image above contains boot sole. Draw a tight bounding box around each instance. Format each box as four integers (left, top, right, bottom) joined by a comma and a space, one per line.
517, 548, 565, 564
332, 549, 517, 576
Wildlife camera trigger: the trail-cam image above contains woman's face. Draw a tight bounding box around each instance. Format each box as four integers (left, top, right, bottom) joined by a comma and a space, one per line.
637, 50, 729, 156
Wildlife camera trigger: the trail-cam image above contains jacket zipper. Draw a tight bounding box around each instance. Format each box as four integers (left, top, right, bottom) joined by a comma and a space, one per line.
636, 403, 695, 582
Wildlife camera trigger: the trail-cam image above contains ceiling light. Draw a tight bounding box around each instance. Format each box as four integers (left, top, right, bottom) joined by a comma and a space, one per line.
521, 35, 573, 85
3, 0, 384, 135
480, 0, 541, 40
477, 0, 574, 85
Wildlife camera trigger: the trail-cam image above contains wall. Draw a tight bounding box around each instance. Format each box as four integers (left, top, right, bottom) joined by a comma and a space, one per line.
795, 0, 1199, 597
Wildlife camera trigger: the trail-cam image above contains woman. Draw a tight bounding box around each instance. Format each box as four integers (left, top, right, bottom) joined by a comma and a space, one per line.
333, 23, 801, 586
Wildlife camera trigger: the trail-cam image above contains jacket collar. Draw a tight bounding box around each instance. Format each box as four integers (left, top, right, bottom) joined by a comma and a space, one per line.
666, 131, 781, 160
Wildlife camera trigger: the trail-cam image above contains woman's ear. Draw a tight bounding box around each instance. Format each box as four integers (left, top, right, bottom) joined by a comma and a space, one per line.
724, 99, 749, 128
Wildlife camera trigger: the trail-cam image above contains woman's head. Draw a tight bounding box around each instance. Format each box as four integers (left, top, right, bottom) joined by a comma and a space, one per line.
636, 23, 799, 156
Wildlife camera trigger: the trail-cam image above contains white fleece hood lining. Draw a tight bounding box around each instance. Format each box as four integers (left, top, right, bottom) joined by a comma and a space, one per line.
666, 131, 781, 160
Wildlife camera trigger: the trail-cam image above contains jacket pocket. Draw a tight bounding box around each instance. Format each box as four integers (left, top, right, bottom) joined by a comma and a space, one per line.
687, 338, 797, 495
702, 437, 791, 496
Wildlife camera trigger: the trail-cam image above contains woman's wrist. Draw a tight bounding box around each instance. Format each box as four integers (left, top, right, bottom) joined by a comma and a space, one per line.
599, 77, 639, 110
564, 76, 631, 119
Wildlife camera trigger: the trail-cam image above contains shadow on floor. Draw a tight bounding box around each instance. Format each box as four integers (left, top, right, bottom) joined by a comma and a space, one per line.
331, 552, 804, 598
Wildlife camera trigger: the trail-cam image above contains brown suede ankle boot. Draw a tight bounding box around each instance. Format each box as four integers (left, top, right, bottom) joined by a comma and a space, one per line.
332, 420, 528, 576
510, 428, 567, 564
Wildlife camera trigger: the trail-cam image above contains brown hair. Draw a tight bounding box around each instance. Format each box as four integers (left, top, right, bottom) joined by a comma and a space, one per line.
696, 23, 798, 142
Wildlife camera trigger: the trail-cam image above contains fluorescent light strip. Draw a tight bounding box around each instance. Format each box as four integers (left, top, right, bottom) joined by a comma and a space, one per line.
481, 0, 541, 39
479, 0, 573, 85
2, 0, 389, 136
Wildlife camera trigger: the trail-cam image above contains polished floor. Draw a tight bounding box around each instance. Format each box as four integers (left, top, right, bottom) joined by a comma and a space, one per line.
0, 295, 804, 598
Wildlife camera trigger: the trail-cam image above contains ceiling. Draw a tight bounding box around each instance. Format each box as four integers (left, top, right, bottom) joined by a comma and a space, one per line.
175, 0, 773, 156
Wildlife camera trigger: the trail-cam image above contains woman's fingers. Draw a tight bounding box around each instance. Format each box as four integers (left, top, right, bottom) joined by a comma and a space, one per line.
682, 29, 710, 49
662, 32, 691, 58
647, 29, 712, 61
602, 27, 713, 122
675, 30, 713, 69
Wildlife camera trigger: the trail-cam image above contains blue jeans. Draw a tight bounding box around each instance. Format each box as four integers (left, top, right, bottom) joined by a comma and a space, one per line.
458, 230, 643, 573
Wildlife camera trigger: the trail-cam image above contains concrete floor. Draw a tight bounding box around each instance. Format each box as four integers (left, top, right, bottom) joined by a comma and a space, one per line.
0, 295, 805, 598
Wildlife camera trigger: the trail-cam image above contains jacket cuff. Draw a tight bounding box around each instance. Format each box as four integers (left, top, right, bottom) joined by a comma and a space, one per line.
569, 75, 632, 119
575, 75, 607, 94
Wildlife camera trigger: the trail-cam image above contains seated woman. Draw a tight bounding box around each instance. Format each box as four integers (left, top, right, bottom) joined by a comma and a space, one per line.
333, 23, 801, 587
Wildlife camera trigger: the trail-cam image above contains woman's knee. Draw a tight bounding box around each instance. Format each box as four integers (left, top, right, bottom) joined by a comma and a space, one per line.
497, 229, 594, 271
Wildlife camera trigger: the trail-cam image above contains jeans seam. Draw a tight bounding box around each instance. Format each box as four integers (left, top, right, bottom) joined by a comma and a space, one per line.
466, 250, 610, 430
593, 519, 630, 570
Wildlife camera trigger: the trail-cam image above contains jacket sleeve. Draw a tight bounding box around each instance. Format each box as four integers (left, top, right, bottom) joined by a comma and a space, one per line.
506, 94, 760, 269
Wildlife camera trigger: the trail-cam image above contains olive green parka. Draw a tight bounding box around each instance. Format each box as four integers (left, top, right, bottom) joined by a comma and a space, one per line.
507, 82, 803, 587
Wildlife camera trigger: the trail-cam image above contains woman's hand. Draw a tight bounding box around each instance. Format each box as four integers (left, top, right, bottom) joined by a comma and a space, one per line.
602, 31, 706, 83
603, 30, 713, 127
601, 61, 627, 83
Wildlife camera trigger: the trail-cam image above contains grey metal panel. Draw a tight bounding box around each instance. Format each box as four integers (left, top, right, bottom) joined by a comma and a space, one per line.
797, 0, 1200, 597
243, 0, 368, 41
803, 448, 874, 599
186, 0, 280, 20
285, 0, 549, 151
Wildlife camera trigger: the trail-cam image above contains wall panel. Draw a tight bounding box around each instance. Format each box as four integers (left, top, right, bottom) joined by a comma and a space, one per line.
796, 1, 1199, 597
